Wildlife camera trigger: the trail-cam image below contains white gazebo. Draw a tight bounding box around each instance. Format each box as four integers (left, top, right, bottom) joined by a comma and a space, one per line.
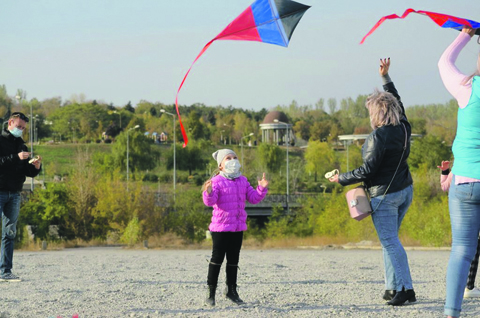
259, 111, 294, 146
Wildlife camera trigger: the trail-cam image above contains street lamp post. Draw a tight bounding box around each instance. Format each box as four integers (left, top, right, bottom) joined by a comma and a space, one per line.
345, 140, 350, 172
240, 133, 254, 173
33, 115, 39, 144
160, 109, 176, 203
126, 125, 140, 191
223, 123, 231, 145
16, 95, 35, 192
114, 111, 122, 129
221, 130, 225, 145
29, 101, 34, 191
274, 119, 290, 213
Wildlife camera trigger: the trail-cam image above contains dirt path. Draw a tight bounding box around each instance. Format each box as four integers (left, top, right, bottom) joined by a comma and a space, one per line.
0, 247, 478, 317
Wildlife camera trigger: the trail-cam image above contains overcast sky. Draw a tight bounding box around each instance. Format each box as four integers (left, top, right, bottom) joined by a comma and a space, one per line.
1, 0, 480, 111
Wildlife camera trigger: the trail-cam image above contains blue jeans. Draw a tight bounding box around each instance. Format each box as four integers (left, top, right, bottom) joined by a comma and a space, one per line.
371, 185, 413, 292
445, 176, 480, 317
0, 191, 21, 275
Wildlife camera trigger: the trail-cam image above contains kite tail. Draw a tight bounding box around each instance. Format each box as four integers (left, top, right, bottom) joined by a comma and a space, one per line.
360, 8, 476, 44
360, 8, 417, 44
175, 39, 216, 147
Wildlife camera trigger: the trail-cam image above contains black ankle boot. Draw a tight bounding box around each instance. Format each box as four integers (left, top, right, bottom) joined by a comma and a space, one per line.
387, 288, 416, 306
383, 290, 396, 301
205, 285, 216, 306
225, 284, 244, 304
206, 261, 221, 306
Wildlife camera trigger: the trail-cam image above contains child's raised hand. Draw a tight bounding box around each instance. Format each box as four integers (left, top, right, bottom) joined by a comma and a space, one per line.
437, 160, 450, 171
258, 173, 269, 188
205, 180, 212, 194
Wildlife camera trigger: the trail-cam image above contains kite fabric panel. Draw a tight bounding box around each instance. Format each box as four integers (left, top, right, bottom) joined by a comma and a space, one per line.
175, 0, 310, 147
360, 8, 480, 44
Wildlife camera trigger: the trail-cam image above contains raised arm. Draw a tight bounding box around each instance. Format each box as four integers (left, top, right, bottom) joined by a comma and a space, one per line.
246, 174, 268, 204
379, 58, 406, 119
203, 179, 219, 206
438, 28, 475, 108
246, 184, 268, 204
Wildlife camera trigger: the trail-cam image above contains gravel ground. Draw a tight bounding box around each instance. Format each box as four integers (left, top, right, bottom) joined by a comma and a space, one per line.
0, 247, 479, 318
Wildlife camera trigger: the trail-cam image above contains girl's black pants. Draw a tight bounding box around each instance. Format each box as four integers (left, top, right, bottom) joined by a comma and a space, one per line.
207, 231, 243, 286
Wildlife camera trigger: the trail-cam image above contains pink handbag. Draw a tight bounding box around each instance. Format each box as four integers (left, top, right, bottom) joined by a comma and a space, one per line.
345, 186, 372, 221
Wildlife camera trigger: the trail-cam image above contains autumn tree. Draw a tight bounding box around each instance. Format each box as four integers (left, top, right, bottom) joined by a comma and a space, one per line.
305, 140, 336, 181
257, 143, 285, 174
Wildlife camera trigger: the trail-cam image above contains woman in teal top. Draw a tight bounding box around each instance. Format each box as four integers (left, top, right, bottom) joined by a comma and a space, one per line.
438, 26, 480, 318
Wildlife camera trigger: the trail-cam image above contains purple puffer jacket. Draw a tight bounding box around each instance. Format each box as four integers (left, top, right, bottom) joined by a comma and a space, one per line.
203, 174, 268, 232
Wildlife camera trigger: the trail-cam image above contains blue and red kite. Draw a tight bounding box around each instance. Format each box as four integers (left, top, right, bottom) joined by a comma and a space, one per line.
361, 8, 480, 44
175, 0, 310, 147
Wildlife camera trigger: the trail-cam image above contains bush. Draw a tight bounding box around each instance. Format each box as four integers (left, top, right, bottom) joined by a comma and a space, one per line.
264, 204, 289, 239
409, 135, 452, 171
165, 189, 211, 243
245, 218, 266, 241
302, 190, 377, 242
19, 182, 71, 241
159, 172, 172, 183
194, 175, 204, 186
121, 217, 142, 246
143, 173, 158, 182
176, 171, 189, 184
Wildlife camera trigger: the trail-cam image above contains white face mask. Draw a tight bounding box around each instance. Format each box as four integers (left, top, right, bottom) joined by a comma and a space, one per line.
223, 159, 241, 174
9, 127, 23, 138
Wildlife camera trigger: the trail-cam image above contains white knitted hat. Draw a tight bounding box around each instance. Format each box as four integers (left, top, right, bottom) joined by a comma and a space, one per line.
212, 149, 237, 167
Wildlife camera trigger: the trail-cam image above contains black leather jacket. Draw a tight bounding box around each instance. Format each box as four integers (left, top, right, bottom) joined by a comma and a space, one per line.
338, 81, 413, 198
0, 128, 40, 192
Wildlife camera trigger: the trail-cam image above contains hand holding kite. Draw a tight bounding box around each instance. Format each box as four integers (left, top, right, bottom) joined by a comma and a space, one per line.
175, 0, 310, 147
462, 26, 477, 37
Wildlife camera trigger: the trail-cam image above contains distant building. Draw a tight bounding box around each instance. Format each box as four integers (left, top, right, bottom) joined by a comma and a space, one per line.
259, 111, 294, 146
151, 132, 158, 143
159, 132, 168, 142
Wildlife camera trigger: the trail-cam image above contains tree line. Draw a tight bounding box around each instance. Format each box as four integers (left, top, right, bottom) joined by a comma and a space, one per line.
0, 84, 458, 246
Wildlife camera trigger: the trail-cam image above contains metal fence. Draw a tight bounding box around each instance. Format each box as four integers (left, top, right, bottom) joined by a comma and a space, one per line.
154, 192, 322, 208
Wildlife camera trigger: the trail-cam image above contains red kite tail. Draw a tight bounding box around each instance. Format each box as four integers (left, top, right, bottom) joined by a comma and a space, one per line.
360, 8, 417, 44
175, 39, 215, 147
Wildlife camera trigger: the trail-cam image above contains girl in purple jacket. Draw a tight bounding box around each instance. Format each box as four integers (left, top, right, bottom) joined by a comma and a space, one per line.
202, 149, 268, 306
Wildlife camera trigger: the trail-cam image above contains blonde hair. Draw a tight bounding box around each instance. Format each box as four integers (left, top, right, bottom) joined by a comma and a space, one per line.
366, 89, 402, 130
201, 168, 220, 192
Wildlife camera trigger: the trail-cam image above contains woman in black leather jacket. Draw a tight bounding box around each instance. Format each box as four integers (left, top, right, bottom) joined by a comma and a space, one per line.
329, 58, 415, 306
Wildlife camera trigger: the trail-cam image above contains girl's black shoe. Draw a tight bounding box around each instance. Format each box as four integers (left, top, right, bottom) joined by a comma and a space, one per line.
205, 285, 216, 306
387, 288, 416, 306
383, 290, 396, 301
225, 284, 244, 305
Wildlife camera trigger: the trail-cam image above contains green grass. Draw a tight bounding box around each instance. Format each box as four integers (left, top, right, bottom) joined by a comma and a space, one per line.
34, 143, 112, 176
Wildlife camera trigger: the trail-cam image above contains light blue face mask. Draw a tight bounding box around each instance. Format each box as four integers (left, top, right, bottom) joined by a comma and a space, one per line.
220, 159, 242, 180
223, 159, 241, 174
9, 127, 23, 138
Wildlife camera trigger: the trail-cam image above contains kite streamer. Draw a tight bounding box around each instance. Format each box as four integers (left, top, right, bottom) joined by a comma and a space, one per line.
361, 8, 480, 44
175, 0, 310, 147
